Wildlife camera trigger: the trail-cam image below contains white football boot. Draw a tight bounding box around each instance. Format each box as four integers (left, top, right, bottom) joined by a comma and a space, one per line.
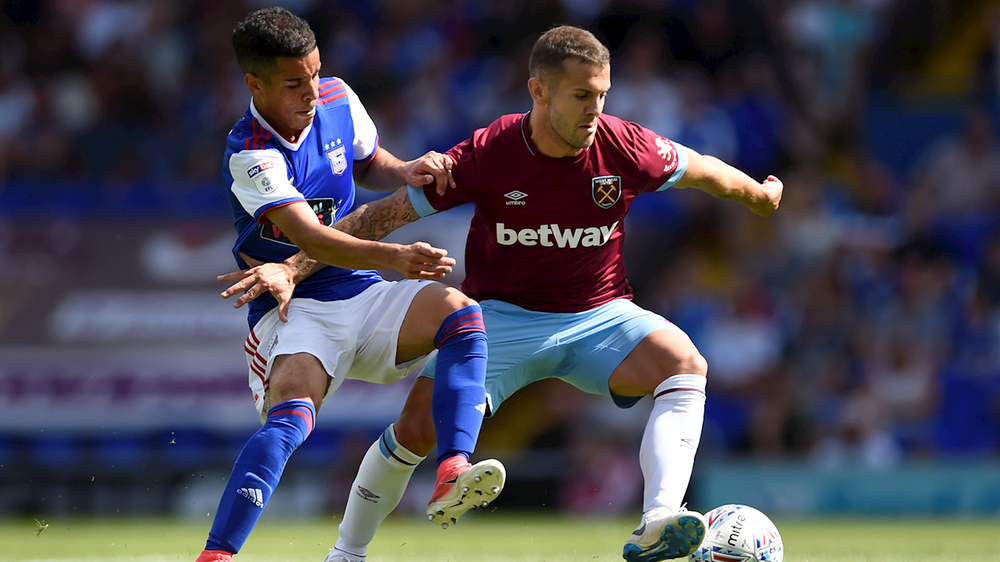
622, 507, 707, 562
323, 547, 364, 562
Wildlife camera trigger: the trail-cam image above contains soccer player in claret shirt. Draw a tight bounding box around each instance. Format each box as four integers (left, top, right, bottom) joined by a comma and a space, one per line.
223, 25, 782, 562
195, 7, 506, 562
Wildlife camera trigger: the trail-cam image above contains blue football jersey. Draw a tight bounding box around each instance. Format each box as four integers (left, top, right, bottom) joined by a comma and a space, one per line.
223, 77, 382, 328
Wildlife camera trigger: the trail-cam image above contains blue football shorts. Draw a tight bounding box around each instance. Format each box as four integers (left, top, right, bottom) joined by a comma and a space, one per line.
419, 297, 678, 416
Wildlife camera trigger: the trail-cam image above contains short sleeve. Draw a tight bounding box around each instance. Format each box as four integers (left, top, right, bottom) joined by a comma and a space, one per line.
345, 81, 379, 161
228, 149, 304, 221
408, 184, 438, 217
653, 138, 689, 191
417, 132, 482, 212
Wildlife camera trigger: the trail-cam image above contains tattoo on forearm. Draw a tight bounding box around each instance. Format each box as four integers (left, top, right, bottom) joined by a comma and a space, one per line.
287, 189, 422, 283
287, 251, 320, 282
333, 189, 419, 241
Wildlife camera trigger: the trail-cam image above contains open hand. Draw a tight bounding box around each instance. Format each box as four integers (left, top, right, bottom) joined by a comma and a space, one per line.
391, 241, 456, 279
218, 260, 296, 322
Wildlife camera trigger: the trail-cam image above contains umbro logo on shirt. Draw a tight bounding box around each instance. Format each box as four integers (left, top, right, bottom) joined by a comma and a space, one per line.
504, 190, 527, 206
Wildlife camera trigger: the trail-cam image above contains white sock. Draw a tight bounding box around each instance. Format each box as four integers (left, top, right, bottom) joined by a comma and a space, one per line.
639, 374, 706, 514
335, 424, 424, 556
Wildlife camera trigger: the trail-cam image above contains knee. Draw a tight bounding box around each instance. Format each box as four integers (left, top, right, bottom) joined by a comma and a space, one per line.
267, 353, 330, 407
444, 287, 478, 312
393, 408, 437, 457
676, 349, 709, 378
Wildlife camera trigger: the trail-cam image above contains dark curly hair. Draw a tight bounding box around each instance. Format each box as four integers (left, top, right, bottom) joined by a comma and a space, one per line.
232, 6, 317, 81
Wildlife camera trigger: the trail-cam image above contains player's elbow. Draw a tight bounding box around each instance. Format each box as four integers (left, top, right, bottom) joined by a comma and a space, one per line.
754, 203, 779, 217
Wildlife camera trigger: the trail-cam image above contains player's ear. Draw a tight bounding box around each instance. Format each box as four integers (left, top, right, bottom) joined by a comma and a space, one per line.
528, 77, 547, 105
245, 73, 264, 96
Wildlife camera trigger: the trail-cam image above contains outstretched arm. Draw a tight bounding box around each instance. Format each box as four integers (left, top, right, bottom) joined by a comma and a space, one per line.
270, 148, 449, 282
335, 185, 425, 244
219, 186, 428, 320
219, 148, 454, 320
275, 185, 425, 281
674, 147, 782, 216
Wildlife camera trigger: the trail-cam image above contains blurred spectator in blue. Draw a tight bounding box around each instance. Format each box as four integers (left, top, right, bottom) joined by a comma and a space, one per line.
604, 26, 682, 139
718, 52, 789, 180
666, 0, 772, 77
863, 327, 939, 453
811, 389, 903, 470
912, 107, 1000, 217
673, 65, 738, 165
783, 0, 879, 118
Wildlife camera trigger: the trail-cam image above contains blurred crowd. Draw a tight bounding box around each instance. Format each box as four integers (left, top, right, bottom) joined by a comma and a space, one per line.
3, 0, 1000, 514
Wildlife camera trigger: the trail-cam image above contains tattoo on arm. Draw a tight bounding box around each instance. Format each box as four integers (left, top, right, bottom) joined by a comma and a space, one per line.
286, 188, 422, 283
333, 188, 420, 241
286, 251, 321, 283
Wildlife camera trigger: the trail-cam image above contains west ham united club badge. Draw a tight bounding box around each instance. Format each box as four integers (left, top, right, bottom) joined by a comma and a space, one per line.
591, 175, 621, 209
656, 137, 677, 171
327, 145, 347, 175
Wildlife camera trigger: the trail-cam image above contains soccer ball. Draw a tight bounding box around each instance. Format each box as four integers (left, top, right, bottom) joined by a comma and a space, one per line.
689, 504, 783, 562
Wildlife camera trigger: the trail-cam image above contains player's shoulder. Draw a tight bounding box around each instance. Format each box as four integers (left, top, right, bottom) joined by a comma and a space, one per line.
596, 113, 671, 153
470, 113, 527, 150
597, 113, 648, 138
227, 112, 281, 154
491, 113, 526, 131
316, 76, 350, 107
457, 113, 529, 171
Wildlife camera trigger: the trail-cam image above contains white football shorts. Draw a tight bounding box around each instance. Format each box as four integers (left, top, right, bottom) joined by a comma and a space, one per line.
244, 279, 432, 421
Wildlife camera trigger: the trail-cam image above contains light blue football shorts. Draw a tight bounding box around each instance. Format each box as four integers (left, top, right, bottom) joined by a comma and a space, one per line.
418, 297, 676, 416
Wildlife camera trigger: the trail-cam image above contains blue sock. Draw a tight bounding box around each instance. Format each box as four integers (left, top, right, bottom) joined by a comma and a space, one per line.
205, 399, 315, 554
432, 304, 488, 464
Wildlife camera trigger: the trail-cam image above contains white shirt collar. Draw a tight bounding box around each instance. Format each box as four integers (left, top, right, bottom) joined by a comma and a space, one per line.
249, 99, 312, 151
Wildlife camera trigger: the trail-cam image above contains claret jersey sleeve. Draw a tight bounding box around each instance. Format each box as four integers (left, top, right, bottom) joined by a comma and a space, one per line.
407, 126, 494, 217
599, 116, 689, 193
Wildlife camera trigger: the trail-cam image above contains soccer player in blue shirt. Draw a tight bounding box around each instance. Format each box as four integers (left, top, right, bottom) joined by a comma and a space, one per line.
194, 7, 504, 562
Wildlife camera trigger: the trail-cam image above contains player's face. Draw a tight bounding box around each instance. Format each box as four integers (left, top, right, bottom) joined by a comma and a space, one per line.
544, 59, 610, 155
247, 47, 321, 141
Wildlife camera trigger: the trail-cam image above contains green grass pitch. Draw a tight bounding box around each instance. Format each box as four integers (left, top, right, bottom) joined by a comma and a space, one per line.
2, 513, 998, 561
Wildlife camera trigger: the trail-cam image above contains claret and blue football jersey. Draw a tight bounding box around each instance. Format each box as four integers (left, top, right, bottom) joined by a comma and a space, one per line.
411, 112, 689, 313
223, 77, 383, 327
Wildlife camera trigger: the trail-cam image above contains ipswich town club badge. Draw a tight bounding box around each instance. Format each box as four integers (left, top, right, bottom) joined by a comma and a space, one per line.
591, 175, 621, 209
327, 145, 347, 175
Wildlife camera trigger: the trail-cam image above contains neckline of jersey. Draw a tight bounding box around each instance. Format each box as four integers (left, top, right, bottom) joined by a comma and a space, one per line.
250, 99, 311, 152
519, 111, 592, 164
